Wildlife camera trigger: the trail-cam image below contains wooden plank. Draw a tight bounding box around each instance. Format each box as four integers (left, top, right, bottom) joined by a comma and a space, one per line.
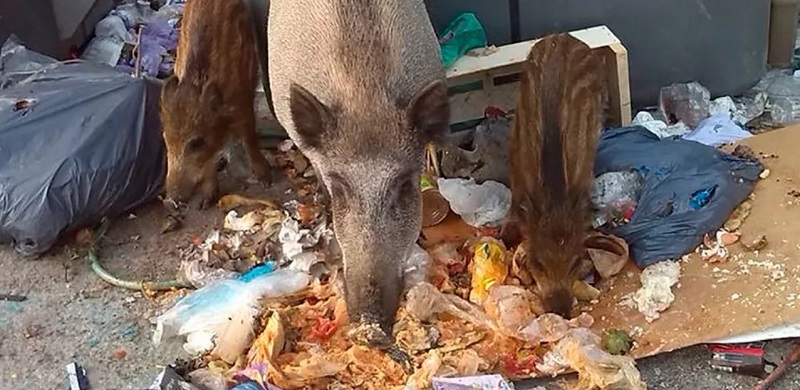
601, 43, 633, 126
445, 25, 631, 127
445, 26, 622, 85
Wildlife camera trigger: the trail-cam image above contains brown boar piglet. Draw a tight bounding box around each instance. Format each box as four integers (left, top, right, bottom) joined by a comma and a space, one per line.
160, 0, 270, 209
508, 33, 604, 318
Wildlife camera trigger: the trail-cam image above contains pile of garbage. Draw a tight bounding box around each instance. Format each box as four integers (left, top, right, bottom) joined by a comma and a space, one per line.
145, 140, 650, 390
81, 0, 184, 78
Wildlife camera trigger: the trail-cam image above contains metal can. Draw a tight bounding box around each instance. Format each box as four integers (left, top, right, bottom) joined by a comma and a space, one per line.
420, 172, 450, 228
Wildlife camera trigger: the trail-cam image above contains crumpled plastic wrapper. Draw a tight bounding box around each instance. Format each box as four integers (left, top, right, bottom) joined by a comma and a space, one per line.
538, 328, 645, 390
482, 285, 540, 336
518, 313, 594, 345
621, 260, 681, 322
468, 237, 509, 305
405, 282, 495, 331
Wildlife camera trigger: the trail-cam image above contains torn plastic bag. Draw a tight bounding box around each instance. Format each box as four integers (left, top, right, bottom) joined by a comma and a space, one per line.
0, 36, 58, 88
0, 61, 165, 256
594, 126, 762, 267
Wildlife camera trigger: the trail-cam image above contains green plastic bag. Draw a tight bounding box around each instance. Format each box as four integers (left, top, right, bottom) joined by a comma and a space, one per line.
438, 12, 488, 70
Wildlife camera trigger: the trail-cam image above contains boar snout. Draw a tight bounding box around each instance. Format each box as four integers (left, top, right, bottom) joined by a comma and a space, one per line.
537, 280, 576, 319
343, 249, 406, 347
164, 155, 218, 208
164, 167, 194, 205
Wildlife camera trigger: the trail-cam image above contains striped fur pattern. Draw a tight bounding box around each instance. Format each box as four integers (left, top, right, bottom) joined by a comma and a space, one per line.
509, 33, 604, 317
160, 0, 270, 209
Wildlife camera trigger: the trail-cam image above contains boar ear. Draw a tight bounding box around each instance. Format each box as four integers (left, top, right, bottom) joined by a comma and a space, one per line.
407, 79, 450, 144
160, 76, 180, 106
289, 83, 332, 149
200, 80, 223, 108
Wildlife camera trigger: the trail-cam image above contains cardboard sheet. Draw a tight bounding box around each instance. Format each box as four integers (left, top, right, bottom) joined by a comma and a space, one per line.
590, 124, 800, 358
422, 124, 800, 361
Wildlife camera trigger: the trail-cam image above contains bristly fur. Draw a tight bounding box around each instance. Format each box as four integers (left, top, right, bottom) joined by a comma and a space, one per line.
160, 0, 270, 208
509, 33, 604, 317
267, 0, 447, 348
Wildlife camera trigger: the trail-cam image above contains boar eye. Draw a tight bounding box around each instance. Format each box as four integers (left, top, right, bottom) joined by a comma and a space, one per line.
185, 137, 206, 153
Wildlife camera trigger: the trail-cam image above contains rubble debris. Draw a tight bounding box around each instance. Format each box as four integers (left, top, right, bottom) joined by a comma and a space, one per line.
659, 81, 711, 129
602, 329, 634, 356
622, 260, 681, 322
732, 145, 758, 161
725, 201, 753, 232
742, 235, 768, 251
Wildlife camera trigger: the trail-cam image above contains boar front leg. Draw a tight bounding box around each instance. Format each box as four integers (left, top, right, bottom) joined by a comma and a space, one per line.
238, 110, 272, 184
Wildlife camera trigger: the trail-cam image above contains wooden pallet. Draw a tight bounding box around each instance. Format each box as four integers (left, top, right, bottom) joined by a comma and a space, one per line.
445, 25, 632, 128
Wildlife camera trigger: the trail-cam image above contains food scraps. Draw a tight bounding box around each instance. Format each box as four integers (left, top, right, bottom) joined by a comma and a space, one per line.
621, 260, 681, 323
724, 200, 752, 231
701, 229, 740, 263
602, 329, 634, 356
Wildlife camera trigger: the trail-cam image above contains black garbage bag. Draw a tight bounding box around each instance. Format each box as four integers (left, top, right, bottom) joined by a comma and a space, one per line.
0, 61, 164, 257
595, 126, 762, 268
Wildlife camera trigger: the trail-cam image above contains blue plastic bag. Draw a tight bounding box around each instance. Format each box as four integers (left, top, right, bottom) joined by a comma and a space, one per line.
595, 126, 762, 267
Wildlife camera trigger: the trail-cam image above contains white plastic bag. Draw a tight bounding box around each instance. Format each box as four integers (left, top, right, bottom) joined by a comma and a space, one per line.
403, 244, 431, 290
436, 178, 510, 228
153, 268, 312, 363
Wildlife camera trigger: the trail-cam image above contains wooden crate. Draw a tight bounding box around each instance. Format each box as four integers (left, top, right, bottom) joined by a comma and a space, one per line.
445, 25, 632, 128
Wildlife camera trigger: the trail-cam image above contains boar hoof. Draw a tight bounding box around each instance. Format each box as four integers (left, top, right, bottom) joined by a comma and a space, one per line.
385, 346, 414, 375
198, 197, 214, 210
347, 323, 393, 348
252, 163, 272, 185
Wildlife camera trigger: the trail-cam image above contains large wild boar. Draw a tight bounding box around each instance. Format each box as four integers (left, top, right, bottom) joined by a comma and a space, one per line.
508, 34, 604, 318
267, 0, 450, 347
160, 0, 270, 209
